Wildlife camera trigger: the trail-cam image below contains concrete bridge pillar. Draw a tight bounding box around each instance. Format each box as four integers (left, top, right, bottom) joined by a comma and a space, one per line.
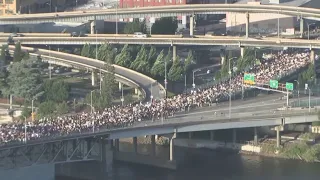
134, 88, 140, 95
300, 17, 304, 38
190, 15, 194, 36
91, 20, 96, 35
172, 45, 177, 62
210, 131, 215, 141
275, 126, 283, 148
221, 56, 225, 65
133, 137, 138, 154
118, 82, 123, 92
151, 135, 156, 156
232, 129, 237, 144
114, 139, 120, 152
91, 71, 96, 86
170, 131, 177, 161
245, 12, 250, 38
100, 139, 113, 175
240, 46, 245, 58
253, 127, 258, 145
310, 49, 315, 64
188, 132, 193, 139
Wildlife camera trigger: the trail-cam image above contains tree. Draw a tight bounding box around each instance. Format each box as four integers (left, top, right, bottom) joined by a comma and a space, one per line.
0, 44, 8, 66
42, 79, 70, 103
184, 50, 194, 73
81, 43, 91, 57
130, 45, 149, 73
123, 19, 146, 34
5, 57, 43, 102
97, 43, 115, 63
168, 56, 184, 81
13, 42, 24, 62
147, 46, 157, 70
151, 17, 178, 34
151, 50, 165, 77
38, 101, 56, 118
236, 48, 255, 72
56, 101, 69, 115
115, 44, 132, 67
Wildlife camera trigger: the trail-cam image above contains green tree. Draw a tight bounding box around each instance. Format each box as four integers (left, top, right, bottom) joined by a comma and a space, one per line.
42, 79, 70, 103
147, 46, 157, 70
13, 42, 24, 62
184, 50, 194, 72
168, 56, 184, 81
151, 17, 178, 34
97, 43, 115, 63
5, 57, 43, 102
151, 50, 165, 77
130, 45, 149, 73
124, 19, 146, 34
236, 48, 256, 72
56, 101, 69, 115
38, 101, 56, 117
81, 43, 92, 57
115, 44, 132, 67
0, 44, 8, 66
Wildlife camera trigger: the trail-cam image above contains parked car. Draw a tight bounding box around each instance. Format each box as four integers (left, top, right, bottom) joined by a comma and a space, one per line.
133, 32, 147, 38
70, 31, 86, 37
7, 37, 14, 45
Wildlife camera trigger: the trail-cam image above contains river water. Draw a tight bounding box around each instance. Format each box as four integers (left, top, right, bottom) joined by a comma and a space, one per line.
105, 146, 320, 180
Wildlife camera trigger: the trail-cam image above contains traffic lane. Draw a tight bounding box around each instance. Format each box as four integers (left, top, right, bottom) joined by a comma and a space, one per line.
44, 51, 162, 99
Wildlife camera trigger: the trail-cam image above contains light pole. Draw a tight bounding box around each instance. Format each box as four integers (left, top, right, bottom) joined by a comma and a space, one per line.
150, 83, 153, 102
294, 80, 300, 106
31, 99, 34, 121
23, 116, 27, 143
96, 30, 98, 60
90, 90, 94, 114
307, 23, 315, 40
277, 11, 280, 38
228, 57, 237, 118
121, 83, 124, 106
116, 2, 118, 34
192, 69, 200, 89
99, 69, 102, 94
185, 73, 187, 93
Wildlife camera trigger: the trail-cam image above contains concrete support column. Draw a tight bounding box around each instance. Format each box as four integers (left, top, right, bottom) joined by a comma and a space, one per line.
190, 15, 194, 36
114, 139, 120, 152
90, 20, 96, 35
245, 12, 250, 38
134, 88, 139, 95
300, 17, 304, 38
91, 71, 96, 86
188, 132, 193, 139
133, 137, 138, 154
151, 135, 156, 156
221, 56, 225, 65
276, 127, 281, 148
118, 82, 122, 92
170, 131, 177, 161
210, 131, 215, 141
100, 139, 113, 175
253, 127, 258, 145
310, 49, 315, 64
240, 47, 245, 58
172, 45, 177, 62
232, 129, 237, 144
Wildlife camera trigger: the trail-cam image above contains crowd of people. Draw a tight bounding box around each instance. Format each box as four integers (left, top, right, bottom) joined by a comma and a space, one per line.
0, 50, 313, 145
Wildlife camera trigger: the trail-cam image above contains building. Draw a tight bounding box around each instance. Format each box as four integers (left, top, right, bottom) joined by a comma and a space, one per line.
0, 0, 76, 16
226, 0, 320, 35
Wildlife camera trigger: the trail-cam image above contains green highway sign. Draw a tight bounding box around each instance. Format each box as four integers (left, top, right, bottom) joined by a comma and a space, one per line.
286, 82, 294, 91
269, 80, 279, 89
243, 73, 255, 84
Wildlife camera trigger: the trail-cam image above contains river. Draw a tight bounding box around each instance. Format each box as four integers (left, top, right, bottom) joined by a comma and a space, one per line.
105, 146, 320, 180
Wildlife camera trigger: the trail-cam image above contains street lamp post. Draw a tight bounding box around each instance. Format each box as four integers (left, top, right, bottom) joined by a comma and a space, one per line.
121, 84, 124, 106
309, 87, 311, 112
294, 80, 300, 106
307, 23, 315, 40
116, 2, 118, 34
31, 99, 34, 121
228, 57, 237, 118
192, 69, 200, 89
90, 90, 94, 114
99, 69, 102, 94
185, 73, 187, 93
23, 116, 27, 143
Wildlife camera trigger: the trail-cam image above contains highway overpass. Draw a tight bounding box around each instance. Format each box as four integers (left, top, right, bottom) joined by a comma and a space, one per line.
0, 4, 320, 24
8, 46, 165, 100
7, 36, 320, 49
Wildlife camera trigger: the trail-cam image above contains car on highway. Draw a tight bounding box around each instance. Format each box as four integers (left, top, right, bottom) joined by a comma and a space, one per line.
7, 37, 14, 45
10, 33, 23, 37
70, 31, 86, 37
133, 32, 147, 38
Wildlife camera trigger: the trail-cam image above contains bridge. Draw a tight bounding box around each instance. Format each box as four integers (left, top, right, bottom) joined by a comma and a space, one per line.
6, 45, 165, 100
0, 4, 319, 24
1, 94, 319, 172
7, 36, 320, 49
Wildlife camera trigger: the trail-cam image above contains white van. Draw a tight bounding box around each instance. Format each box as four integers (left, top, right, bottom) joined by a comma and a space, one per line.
133, 32, 147, 38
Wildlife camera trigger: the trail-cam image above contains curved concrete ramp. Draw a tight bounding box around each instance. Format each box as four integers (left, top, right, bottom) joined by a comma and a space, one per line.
7, 46, 165, 100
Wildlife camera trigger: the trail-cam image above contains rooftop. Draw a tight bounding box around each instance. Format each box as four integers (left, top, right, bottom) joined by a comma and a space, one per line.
234, 0, 312, 7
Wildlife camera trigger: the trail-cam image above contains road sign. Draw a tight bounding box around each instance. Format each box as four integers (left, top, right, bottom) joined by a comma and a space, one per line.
269, 80, 279, 89
285, 82, 294, 91
243, 73, 255, 84
305, 83, 308, 90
